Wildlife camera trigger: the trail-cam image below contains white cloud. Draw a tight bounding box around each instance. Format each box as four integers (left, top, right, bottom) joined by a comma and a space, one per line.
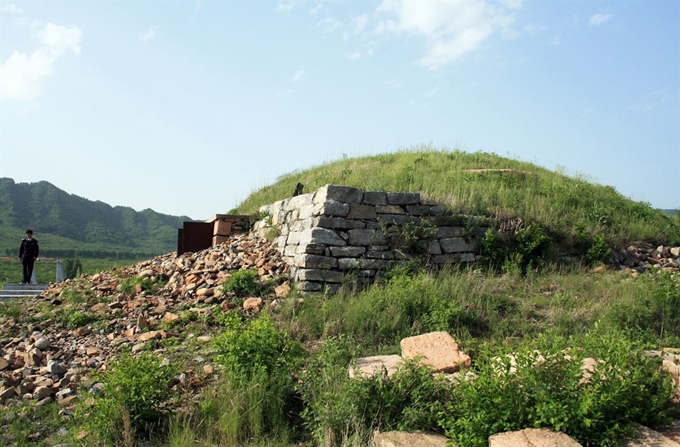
499, 0, 522, 8
317, 17, 342, 32
628, 91, 672, 114
0, 2, 23, 14
425, 84, 440, 97
589, 14, 612, 26
376, 0, 520, 69
0, 23, 81, 102
291, 69, 304, 82
352, 14, 368, 32
384, 79, 403, 89
139, 25, 159, 42
277, 1, 296, 12
309, 3, 323, 14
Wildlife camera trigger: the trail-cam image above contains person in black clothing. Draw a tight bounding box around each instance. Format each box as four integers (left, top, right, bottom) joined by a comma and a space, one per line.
19, 229, 39, 284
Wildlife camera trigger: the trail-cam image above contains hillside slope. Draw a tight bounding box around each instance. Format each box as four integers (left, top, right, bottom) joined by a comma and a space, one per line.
234, 148, 680, 246
0, 178, 193, 258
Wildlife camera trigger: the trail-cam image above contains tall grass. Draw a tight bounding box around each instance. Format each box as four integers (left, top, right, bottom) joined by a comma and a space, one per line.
233, 147, 679, 246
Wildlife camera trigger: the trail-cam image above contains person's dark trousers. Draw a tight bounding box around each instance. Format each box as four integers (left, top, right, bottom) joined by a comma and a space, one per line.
22, 259, 34, 284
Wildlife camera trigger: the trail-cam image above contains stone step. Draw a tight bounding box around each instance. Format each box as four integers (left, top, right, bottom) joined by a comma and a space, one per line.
3, 283, 48, 291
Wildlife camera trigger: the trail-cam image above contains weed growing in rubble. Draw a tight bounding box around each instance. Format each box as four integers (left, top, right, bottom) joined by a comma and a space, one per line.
76, 352, 179, 445
223, 268, 260, 295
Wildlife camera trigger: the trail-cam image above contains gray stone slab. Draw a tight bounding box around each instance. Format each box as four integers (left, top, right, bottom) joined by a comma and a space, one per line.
315, 216, 367, 230
376, 205, 407, 215
338, 258, 388, 270
428, 241, 442, 255
301, 243, 326, 255
348, 203, 377, 219
314, 200, 350, 217
387, 192, 420, 205
296, 269, 345, 283
294, 254, 338, 269
363, 191, 387, 205
313, 185, 363, 204
366, 250, 394, 260
377, 215, 419, 226
348, 229, 386, 246
440, 237, 469, 253
406, 205, 446, 216
437, 227, 463, 238
329, 246, 366, 257
300, 228, 347, 246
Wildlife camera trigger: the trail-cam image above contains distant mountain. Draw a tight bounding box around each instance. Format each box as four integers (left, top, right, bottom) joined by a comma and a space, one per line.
0, 178, 194, 259
660, 209, 679, 216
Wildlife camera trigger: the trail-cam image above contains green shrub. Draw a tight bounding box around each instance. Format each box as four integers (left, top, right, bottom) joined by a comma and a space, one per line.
80, 352, 179, 443
212, 312, 304, 443
223, 268, 260, 296
584, 234, 611, 265
439, 331, 674, 447
299, 337, 449, 446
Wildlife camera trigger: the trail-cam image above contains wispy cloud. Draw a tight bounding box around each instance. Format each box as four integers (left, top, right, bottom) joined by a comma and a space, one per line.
425, 84, 440, 97
139, 25, 159, 43
549, 33, 561, 45
277, 1, 296, 12
0, 23, 82, 102
384, 79, 403, 89
589, 14, 612, 26
375, 0, 521, 70
628, 91, 672, 114
317, 16, 341, 32
291, 69, 305, 82
0, 2, 23, 14
309, 3, 323, 14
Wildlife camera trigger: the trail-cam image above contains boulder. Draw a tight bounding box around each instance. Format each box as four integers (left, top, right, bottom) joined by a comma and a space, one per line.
400, 332, 471, 373
349, 355, 403, 378
373, 430, 449, 447
488, 428, 582, 447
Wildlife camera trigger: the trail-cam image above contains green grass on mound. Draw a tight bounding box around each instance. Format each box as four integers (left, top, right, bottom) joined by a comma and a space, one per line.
234, 147, 679, 246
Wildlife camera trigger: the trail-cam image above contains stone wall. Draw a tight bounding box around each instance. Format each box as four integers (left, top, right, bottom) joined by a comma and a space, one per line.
253, 185, 488, 293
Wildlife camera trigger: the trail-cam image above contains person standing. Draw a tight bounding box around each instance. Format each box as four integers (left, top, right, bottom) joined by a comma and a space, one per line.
19, 229, 39, 284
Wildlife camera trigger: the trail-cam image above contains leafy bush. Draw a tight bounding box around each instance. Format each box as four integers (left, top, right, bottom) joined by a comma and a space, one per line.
584, 234, 611, 265
212, 312, 304, 443
439, 331, 674, 447
481, 224, 553, 274
298, 337, 449, 446
81, 352, 179, 443
223, 268, 261, 296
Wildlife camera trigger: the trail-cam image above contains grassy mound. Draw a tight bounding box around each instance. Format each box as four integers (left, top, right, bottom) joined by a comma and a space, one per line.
234, 148, 679, 246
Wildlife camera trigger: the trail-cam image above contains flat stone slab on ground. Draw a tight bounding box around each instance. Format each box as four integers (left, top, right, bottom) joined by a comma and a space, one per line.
373, 430, 449, 447
349, 355, 403, 378
400, 331, 471, 373
489, 428, 582, 447
622, 425, 680, 447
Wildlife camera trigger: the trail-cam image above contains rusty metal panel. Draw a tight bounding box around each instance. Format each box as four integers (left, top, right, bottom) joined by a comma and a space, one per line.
180, 222, 213, 254
177, 228, 184, 254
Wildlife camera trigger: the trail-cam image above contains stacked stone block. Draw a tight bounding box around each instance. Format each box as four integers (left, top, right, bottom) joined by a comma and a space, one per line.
254, 185, 486, 293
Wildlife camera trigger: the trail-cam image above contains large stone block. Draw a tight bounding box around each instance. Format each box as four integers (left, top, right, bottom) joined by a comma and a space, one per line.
400, 331, 471, 373
290, 218, 314, 232
294, 254, 338, 269
348, 204, 377, 219
296, 269, 345, 283
313, 185, 364, 204
349, 355, 403, 378
329, 246, 366, 257
338, 258, 388, 270
377, 215, 419, 226
298, 204, 316, 220
437, 227, 463, 238
428, 241, 442, 255
376, 205, 407, 215
313, 200, 350, 217
363, 191, 387, 205
366, 250, 394, 260
488, 428, 582, 447
314, 216, 367, 230
348, 229, 386, 246
387, 192, 420, 205
405, 205, 446, 216
440, 237, 469, 253
286, 193, 314, 209
300, 228, 347, 246
300, 243, 326, 255
373, 431, 450, 447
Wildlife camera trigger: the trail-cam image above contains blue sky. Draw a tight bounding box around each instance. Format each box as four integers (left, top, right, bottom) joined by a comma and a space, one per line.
1, 0, 678, 220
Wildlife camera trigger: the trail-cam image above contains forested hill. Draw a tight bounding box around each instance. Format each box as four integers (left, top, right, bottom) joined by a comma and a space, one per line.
0, 178, 193, 259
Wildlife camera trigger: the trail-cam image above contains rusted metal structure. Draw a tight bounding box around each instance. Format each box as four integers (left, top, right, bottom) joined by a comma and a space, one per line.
177, 214, 251, 254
